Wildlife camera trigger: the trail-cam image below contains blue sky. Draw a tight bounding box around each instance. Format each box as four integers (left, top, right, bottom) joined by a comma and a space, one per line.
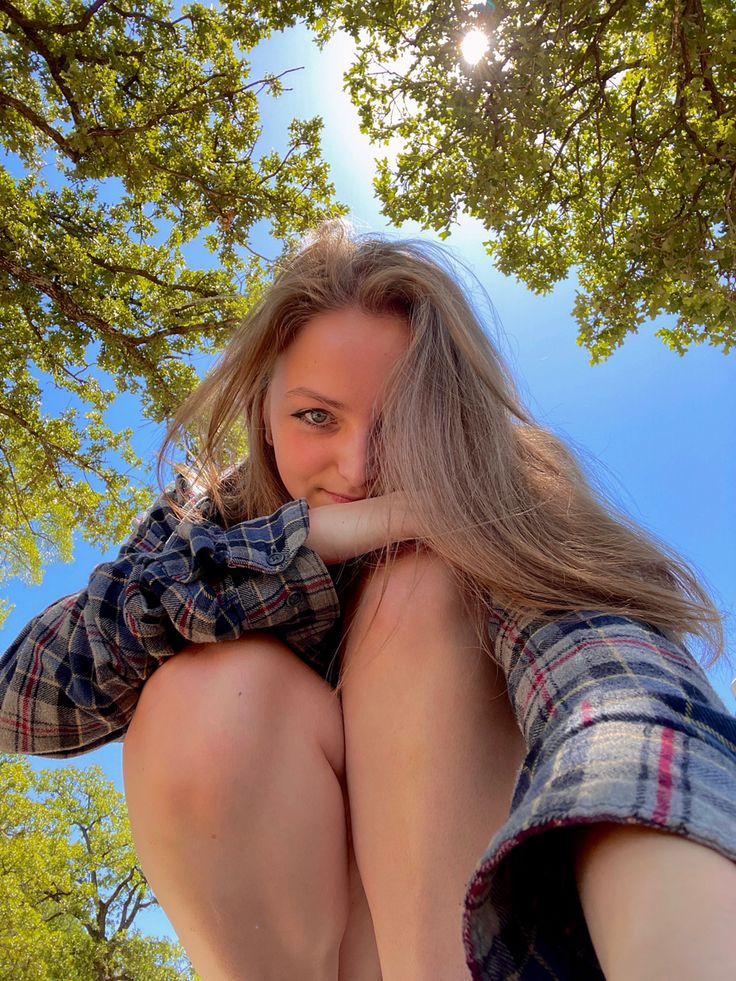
2, 21, 735, 945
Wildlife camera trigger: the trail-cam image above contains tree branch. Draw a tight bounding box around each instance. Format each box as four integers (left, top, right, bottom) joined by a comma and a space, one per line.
103, 866, 136, 918
167, 293, 241, 314
562, 61, 645, 102
115, 883, 138, 934
692, 0, 727, 117
86, 253, 215, 296
0, 0, 84, 124
0, 443, 44, 537
628, 75, 646, 172
572, 0, 631, 72
4, 0, 113, 36
257, 138, 306, 187
0, 90, 79, 161
83, 67, 303, 140
0, 251, 168, 384
108, 2, 190, 31
116, 880, 151, 934
128, 316, 241, 345
0, 402, 113, 483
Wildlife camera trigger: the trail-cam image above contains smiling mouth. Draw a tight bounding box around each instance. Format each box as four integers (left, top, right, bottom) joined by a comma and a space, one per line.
325, 490, 364, 502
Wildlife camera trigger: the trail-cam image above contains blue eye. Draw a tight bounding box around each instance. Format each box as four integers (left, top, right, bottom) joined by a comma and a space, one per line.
293, 409, 335, 428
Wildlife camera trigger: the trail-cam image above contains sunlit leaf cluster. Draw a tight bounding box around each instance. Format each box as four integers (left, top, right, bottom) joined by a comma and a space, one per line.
0, 755, 198, 979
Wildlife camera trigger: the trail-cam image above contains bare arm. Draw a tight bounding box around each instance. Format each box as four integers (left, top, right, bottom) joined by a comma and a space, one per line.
304, 492, 419, 565
575, 823, 736, 980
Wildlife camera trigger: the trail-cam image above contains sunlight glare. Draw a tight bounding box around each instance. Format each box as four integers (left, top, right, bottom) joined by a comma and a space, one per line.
461, 28, 490, 65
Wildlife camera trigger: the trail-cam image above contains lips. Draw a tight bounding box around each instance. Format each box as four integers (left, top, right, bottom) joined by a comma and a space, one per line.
325, 490, 364, 503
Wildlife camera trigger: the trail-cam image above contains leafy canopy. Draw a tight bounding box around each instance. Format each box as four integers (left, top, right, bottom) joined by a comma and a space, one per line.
0, 0, 344, 613
328, 0, 735, 359
3, 0, 733, 607
0, 755, 198, 979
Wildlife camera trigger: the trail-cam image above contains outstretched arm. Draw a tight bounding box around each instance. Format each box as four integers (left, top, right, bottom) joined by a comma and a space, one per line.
575, 822, 736, 980
305, 491, 419, 565
461, 609, 736, 979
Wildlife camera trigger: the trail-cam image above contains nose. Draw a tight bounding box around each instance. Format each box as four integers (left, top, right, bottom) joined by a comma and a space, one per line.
336, 427, 370, 494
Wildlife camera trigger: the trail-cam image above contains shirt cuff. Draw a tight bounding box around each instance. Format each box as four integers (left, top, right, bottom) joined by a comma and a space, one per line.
461, 609, 736, 980
132, 498, 340, 658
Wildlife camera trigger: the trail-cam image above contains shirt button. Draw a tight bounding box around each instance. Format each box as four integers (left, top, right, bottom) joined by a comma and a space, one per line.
267, 551, 284, 566
287, 590, 304, 607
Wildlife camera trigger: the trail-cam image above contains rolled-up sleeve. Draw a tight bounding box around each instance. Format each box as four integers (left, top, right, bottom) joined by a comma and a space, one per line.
0, 478, 339, 758
462, 609, 736, 980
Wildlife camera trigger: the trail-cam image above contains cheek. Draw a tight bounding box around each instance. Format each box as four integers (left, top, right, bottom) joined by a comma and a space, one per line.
272, 428, 327, 485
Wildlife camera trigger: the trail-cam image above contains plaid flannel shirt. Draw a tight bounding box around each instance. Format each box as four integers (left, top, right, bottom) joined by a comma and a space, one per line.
2, 476, 735, 979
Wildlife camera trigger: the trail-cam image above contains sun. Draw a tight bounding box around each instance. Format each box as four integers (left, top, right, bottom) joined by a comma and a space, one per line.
460, 28, 490, 66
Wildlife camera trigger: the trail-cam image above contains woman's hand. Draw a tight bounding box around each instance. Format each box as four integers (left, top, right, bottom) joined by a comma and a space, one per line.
304, 492, 420, 566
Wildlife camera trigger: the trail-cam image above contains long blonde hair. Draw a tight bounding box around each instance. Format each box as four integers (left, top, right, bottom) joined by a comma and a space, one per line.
160, 220, 724, 689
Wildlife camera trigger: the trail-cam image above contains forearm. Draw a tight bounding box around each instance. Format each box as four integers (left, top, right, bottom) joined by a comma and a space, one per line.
304, 493, 418, 565
574, 822, 736, 980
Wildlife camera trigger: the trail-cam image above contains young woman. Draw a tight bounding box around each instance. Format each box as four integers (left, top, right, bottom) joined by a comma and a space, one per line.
1, 221, 735, 981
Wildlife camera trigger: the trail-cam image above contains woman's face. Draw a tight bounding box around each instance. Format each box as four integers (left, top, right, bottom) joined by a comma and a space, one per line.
263, 306, 409, 508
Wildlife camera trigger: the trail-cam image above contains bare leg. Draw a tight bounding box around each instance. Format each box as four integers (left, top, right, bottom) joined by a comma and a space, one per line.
339, 552, 526, 981
338, 795, 383, 981
123, 633, 350, 981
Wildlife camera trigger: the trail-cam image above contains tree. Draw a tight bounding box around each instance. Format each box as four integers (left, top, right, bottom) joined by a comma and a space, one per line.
0, 754, 198, 980
0, 0, 345, 615
330, 0, 735, 359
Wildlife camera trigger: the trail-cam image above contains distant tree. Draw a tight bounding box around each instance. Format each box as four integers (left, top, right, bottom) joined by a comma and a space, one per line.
0, 754, 198, 980
0, 0, 344, 616
330, 0, 735, 359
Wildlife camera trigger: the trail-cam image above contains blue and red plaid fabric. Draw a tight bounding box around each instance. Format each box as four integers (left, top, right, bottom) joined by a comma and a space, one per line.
2, 476, 735, 978
0, 476, 339, 757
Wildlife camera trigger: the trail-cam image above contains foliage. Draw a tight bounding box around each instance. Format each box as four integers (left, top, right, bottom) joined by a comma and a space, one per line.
0, 754, 198, 980
0, 0, 345, 613
327, 0, 735, 359
5, 0, 732, 611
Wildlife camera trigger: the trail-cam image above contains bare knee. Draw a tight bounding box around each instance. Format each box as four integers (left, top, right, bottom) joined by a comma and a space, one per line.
346, 546, 465, 643
123, 633, 345, 822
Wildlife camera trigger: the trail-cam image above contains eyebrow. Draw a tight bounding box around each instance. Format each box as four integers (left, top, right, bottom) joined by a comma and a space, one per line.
285, 387, 347, 411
